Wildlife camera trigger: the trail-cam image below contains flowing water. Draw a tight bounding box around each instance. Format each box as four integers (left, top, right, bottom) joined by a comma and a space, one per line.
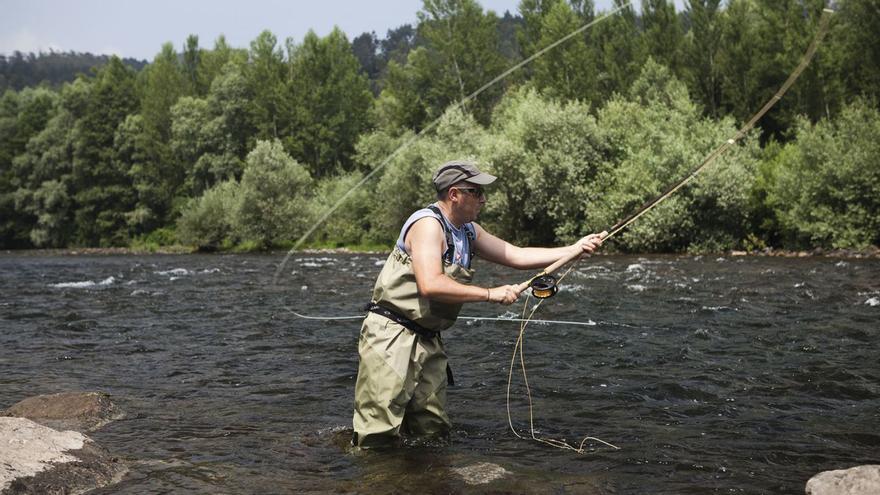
1, 252, 878, 494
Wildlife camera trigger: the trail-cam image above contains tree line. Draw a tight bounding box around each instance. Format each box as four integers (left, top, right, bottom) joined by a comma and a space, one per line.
1, 0, 878, 252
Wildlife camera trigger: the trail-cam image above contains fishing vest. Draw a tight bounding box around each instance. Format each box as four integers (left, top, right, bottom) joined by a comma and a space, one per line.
370, 206, 476, 332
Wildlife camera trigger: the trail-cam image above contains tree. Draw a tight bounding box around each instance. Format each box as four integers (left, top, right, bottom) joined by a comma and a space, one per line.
642, 0, 685, 76
530, 1, 599, 101
716, 0, 828, 139
182, 34, 202, 95
246, 30, 288, 142
286, 28, 373, 177
70, 57, 139, 246
9, 104, 77, 247
417, 0, 508, 124
590, 0, 645, 102
375, 0, 507, 130
170, 62, 251, 198
683, 0, 723, 116
352, 31, 383, 90
829, 0, 880, 106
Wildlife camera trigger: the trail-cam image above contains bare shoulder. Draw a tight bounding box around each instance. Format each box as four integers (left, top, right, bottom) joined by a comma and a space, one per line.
405, 216, 445, 252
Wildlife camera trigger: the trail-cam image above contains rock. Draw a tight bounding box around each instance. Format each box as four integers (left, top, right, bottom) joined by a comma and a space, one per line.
2, 392, 122, 432
0, 417, 126, 494
806, 465, 880, 495
451, 462, 512, 485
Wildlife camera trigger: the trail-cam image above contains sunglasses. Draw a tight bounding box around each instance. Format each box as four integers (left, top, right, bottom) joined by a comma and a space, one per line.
453, 186, 485, 197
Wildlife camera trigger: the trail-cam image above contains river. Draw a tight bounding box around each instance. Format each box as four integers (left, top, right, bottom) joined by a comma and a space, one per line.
1, 252, 877, 493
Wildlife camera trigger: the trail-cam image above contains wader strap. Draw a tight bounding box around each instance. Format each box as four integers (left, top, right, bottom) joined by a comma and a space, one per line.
426, 205, 476, 267
363, 302, 455, 386
425, 205, 456, 265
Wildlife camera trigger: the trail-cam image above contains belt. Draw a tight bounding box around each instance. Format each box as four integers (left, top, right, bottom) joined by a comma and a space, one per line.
363, 302, 455, 386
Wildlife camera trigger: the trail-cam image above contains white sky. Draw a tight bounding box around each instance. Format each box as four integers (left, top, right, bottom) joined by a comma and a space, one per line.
2, 0, 685, 61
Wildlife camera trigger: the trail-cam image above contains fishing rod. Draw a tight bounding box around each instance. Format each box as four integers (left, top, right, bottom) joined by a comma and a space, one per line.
516, 5, 835, 301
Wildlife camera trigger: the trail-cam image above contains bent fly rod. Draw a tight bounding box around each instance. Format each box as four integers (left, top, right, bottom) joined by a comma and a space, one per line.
516, 6, 835, 300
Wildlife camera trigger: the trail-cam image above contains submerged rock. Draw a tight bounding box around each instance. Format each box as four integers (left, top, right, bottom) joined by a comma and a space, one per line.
2, 392, 123, 432
0, 417, 126, 494
451, 462, 512, 485
806, 465, 880, 495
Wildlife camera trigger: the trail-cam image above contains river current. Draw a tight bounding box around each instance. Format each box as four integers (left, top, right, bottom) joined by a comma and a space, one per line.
1, 252, 878, 493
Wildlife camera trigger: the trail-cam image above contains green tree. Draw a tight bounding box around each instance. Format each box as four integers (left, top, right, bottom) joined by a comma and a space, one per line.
70, 57, 139, 246
716, 0, 828, 138
641, 0, 685, 76
130, 43, 190, 232
182, 34, 202, 95
590, 0, 645, 102
198, 35, 247, 95
0, 87, 58, 246
375, 0, 507, 130
682, 0, 723, 116
530, 1, 599, 101
170, 62, 251, 198
286, 28, 373, 177
821, 0, 880, 116
247, 30, 288, 142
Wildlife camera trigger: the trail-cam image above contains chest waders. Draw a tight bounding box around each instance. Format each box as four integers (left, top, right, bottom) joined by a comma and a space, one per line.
352, 210, 475, 448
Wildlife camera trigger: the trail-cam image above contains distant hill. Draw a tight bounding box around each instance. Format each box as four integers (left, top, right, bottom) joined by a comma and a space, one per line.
0, 51, 148, 92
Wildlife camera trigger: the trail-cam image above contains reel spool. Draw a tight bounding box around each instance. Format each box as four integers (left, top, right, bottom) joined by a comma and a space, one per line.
529, 274, 558, 299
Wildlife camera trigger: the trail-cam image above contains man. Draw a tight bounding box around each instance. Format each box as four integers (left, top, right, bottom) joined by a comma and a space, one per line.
352, 159, 606, 448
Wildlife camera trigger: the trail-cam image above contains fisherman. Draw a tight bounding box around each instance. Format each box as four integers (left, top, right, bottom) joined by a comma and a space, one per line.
352, 160, 606, 448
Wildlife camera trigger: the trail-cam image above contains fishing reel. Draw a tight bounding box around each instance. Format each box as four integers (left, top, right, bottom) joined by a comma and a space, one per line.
529, 274, 558, 299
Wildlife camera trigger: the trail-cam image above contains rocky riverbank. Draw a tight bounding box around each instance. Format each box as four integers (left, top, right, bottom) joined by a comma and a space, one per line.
1, 392, 126, 494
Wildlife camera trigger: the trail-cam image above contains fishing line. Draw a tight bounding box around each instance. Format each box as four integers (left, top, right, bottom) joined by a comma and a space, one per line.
287, 308, 598, 326
505, 5, 835, 454
271, 1, 635, 286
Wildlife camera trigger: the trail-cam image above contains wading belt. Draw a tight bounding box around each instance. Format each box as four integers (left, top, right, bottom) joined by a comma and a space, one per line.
363, 302, 455, 386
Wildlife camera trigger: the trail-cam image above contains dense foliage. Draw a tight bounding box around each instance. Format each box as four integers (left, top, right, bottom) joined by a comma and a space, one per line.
1, 0, 878, 252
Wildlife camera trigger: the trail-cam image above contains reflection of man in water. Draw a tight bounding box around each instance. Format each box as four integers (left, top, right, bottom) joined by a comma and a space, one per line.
352, 160, 606, 447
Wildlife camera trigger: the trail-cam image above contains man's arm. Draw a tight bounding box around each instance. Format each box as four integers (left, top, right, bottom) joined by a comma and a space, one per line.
473, 223, 606, 270
407, 218, 519, 304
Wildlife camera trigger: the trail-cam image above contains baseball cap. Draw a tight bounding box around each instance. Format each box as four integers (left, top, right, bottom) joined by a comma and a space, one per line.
432, 160, 497, 192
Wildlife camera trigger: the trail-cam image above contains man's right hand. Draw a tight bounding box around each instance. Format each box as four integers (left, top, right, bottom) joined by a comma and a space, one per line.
488, 285, 521, 305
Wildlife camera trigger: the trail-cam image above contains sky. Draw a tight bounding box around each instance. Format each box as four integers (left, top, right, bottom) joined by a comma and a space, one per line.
2, 0, 685, 61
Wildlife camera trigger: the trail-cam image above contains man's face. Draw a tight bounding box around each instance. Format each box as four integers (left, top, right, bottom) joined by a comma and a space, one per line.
450, 182, 487, 221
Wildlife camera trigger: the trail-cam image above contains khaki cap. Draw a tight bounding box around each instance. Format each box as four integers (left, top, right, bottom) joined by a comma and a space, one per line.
432, 160, 497, 192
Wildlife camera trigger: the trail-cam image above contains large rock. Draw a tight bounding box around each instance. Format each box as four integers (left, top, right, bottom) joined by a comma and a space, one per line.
0, 417, 126, 494
806, 465, 880, 495
2, 392, 122, 432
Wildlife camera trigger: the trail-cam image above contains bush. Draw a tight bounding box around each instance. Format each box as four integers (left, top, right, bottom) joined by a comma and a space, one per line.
233, 139, 313, 247
483, 88, 609, 245
587, 60, 760, 252
769, 101, 880, 249
176, 180, 240, 248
